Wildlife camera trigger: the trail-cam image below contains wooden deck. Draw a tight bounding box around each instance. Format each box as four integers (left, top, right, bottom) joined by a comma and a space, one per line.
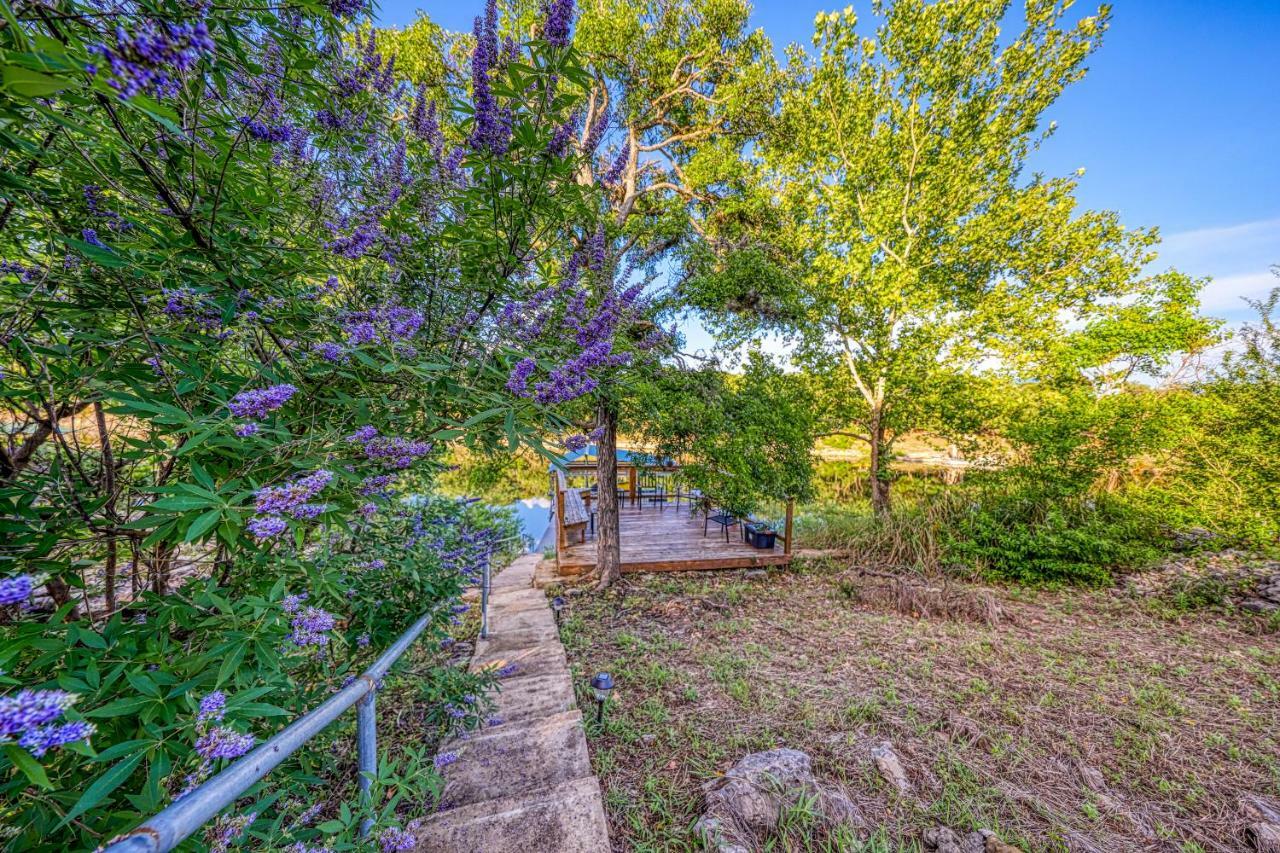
556, 503, 793, 575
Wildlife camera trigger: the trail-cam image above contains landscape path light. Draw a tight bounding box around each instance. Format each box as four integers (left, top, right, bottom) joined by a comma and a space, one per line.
590, 672, 614, 727
551, 595, 566, 625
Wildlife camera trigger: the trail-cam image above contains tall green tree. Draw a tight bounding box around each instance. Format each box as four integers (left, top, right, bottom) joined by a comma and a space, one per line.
687, 0, 1213, 514
571, 0, 780, 585
379, 0, 779, 584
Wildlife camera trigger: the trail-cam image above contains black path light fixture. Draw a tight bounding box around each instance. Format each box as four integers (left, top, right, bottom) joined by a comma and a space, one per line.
551, 595, 566, 626
590, 672, 614, 726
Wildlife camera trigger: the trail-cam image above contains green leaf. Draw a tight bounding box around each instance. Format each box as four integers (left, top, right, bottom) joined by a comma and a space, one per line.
58, 752, 144, 827
84, 696, 154, 718
3, 745, 52, 790
185, 508, 222, 542
148, 495, 212, 512
2, 65, 68, 97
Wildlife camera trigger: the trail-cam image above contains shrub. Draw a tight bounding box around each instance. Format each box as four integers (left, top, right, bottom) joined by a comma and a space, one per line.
944, 491, 1162, 586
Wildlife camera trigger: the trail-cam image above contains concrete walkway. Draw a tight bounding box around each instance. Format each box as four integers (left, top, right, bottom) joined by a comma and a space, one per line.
418, 554, 610, 852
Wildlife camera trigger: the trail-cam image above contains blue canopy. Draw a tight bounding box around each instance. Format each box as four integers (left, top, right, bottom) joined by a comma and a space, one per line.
549, 444, 673, 470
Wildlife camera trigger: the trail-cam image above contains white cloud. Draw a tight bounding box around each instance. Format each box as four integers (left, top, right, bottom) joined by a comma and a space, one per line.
1196, 271, 1278, 313
1154, 216, 1279, 322
1160, 217, 1280, 260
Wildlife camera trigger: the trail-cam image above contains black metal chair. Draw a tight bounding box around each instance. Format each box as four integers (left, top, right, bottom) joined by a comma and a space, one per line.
703, 507, 739, 542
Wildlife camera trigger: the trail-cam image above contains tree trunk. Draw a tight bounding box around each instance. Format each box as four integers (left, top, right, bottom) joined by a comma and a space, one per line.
868, 406, 891, 516
44, 576, 79, 621
596, 399, 622, 589
94, 401, 119, 616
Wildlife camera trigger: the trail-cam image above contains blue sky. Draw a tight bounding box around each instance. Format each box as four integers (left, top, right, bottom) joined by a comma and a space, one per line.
377, 0, 1280, 333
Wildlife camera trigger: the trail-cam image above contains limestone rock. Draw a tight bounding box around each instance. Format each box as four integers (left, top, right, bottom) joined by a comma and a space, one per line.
871, 740, 912, 794
1240, 795, 1280, 853
921, 826, 985, 853
695, 748, 863, 851
922, 826, 1021, 853
693, 815, 750, 853
702, 749, 814, 836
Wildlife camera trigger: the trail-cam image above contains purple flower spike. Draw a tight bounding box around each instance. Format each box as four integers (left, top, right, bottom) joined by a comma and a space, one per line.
287, 605, 336, 648
19, 719, 95, 756
0, 689, 76, 740
197, 691, 226, 722
505, 357, 536, 397
247, 515, 288, 539
544, 0, 575, 48
0, 575, 34, 606
378, 823, 420, 853
227, 384, 297, 420
194, 726, 255, 761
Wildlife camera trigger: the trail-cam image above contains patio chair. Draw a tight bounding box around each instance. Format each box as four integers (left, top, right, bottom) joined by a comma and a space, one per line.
703, 507, 740, 542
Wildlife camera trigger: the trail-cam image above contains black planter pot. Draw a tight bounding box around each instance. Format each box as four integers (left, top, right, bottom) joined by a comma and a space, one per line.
746, 524, 776, 549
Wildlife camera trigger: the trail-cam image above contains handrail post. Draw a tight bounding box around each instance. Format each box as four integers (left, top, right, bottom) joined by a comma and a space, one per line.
480, 552, 490, 639
356, 690, 377, 837
784, 497, 795, 556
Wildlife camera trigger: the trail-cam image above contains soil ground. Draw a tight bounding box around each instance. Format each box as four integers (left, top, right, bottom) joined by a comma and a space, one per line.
557, 557, 1280, 852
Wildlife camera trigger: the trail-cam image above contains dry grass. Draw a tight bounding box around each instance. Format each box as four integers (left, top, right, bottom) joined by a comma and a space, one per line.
557, 558, 1280, 852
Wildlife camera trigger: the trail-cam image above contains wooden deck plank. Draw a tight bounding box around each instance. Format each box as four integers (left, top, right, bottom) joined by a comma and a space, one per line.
556, 505, 791, 574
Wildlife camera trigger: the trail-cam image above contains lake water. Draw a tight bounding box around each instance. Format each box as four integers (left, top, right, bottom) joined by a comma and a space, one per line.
506, 496, 552, 552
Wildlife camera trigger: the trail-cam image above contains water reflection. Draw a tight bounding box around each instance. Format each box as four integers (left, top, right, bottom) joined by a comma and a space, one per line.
506, 496, 552, 552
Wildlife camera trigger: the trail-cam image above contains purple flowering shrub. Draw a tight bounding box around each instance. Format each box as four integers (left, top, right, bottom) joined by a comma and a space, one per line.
0, 0, 594, 844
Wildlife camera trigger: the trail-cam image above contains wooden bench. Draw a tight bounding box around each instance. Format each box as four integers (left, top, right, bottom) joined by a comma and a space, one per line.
556, 472, 590, 546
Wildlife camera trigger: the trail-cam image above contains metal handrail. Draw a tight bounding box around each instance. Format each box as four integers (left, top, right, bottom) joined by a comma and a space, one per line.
101, 557, 491, 853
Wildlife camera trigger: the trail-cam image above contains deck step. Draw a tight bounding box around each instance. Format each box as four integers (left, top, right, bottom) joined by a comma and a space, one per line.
438, 710, 590, 805
417, 776, 609, 853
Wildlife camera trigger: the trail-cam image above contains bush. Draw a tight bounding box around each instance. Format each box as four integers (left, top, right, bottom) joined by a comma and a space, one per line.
944, 491, 1162, 586
0, 497, 514, 849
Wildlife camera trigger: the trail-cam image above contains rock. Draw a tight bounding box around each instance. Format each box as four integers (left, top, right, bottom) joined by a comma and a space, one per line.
871, 741, 912, 794
702, 749, 814, 836
981, 830, 1024, 853
1241, 598, 1280, 614
1240, 795, 1280, 852
815, 787, 863, 828
695, 749, 863, 850
921, 826, 985, 853
743, 568, 768, 580
922, 826, 1021, 853
1170, 526, 1218, 550
693, 815, 750, 853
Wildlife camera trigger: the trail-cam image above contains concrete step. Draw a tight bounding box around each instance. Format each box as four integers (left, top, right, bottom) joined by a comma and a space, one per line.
438, 710, 590, 806
471, 641, 570, 681
489, 606, 555, 635
473, 622, 559, 653
417, 776, 610, 853
490, 672, 575, 723
491, 558, 538, 591
486, 589, 551, 613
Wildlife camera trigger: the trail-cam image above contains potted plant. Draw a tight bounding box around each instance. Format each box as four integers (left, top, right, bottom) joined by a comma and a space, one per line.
751, 524, 777, 549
